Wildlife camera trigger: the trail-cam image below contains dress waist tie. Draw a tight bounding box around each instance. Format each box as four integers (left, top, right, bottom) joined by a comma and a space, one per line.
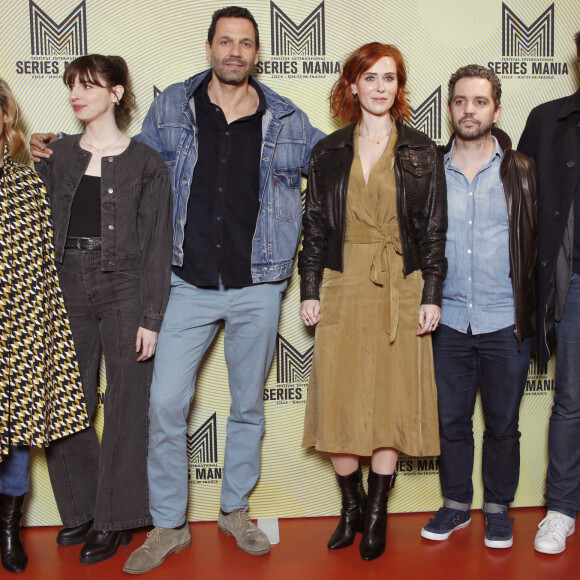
344, 223, 402, 342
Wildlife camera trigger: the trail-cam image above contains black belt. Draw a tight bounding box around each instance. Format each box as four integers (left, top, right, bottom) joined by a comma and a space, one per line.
65, 237, 102, 251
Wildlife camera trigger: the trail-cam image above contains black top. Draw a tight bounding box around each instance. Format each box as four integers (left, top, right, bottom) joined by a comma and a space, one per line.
68, 174, 101, 237
173, 71, 266, 288
574, 184, 580, 274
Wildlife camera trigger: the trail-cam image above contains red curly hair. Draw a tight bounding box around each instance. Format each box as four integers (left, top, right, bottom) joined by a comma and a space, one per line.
330, 42, 411, 124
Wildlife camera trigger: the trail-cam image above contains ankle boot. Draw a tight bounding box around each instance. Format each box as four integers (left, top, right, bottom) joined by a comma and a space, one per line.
359, 469, 396, 561
0, 493, 28, 573
328, 466, 366, 549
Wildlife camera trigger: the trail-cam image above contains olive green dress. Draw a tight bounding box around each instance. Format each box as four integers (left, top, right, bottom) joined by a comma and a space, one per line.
303, 125, 440, 457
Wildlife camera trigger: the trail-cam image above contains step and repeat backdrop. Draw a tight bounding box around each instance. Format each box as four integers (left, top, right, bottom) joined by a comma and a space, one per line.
0, 0, 578, 525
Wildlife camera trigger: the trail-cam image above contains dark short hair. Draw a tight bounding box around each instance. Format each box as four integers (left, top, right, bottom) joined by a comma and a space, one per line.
207, 6, 260, 48
447, 64, 502, 109
330, 42, 411, 124
63, 54, 135, 127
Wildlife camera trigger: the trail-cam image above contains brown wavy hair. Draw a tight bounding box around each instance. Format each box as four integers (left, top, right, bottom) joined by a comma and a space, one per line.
63, 54, 135, 127
0, 78, 26, 157
330, 42, 411, 124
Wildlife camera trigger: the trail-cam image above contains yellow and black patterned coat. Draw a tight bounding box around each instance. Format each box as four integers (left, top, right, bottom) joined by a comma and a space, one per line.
0, 154, 89, 459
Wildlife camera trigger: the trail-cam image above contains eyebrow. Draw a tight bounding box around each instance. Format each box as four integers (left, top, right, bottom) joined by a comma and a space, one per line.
363, 70, 396, 75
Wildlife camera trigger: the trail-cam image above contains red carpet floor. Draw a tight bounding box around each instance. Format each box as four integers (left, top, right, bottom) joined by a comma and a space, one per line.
14, 507, 579, 579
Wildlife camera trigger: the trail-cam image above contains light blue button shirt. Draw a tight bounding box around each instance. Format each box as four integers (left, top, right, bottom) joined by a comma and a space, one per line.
441, 137, 514, 335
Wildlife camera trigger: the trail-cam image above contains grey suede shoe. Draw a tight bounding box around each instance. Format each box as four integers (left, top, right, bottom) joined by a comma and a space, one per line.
218, 509, 271, 555
123, 525, 191, 575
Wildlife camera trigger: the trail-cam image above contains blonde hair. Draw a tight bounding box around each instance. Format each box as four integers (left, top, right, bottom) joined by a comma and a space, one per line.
0, 79, 26, 157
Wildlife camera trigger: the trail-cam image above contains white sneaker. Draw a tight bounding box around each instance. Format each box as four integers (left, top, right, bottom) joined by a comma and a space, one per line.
534, 510, 575, 554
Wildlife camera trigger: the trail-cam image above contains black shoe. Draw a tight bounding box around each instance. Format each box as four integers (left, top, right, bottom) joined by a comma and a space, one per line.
0, 493, 28, 573
359, 469, 396, 561
328, 466, 366, 549
79, 529, 133, 565
56, 519, 94, 546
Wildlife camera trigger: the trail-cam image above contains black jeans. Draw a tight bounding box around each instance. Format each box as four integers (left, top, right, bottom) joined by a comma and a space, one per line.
45, 250, 152, 531
433, 324, 531, 507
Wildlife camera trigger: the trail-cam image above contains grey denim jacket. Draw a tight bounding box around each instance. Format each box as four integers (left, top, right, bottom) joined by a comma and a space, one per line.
36, 135, 173, 331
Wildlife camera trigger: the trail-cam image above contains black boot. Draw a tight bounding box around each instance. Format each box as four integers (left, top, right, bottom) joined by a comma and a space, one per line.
359, 469, 396, 561
56, 519, 93, 546
79, 529, 133, 565
328, 466, 366, 549
0, 493, 28, 573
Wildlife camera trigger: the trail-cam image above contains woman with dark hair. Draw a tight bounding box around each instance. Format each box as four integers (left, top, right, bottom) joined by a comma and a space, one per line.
0, 78, 88, 573
35, 54, 173, 565
299, 43, 446, 561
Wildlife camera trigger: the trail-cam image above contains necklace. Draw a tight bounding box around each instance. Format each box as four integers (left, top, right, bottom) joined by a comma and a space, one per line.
81, 132, 124, 153
359, 131, 390, 145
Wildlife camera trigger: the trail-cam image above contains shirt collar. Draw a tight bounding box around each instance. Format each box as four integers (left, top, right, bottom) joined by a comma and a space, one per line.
197, 70, 267, 116
444, 135, 504, 169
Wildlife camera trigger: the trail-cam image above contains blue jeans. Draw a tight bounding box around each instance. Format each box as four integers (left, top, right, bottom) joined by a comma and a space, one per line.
546, 273, 580, 518
433, 324, 531, 508
148, 273, 287, 527
0, 446, 29, 496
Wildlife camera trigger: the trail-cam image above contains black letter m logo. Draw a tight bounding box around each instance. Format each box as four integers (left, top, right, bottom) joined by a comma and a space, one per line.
502, 3, 554, 57
270, 2, 325, 56
30, 0, 87, 56
408, 87, 441, 141
276, 334, 314, 384
187, 413, 218, 464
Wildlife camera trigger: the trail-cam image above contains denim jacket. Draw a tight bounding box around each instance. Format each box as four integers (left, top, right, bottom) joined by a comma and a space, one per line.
36, 136, 173, 331
136, 69, 324, 283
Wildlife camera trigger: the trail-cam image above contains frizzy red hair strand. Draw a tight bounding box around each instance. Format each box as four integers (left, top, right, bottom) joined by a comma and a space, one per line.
330, 42, 411, 124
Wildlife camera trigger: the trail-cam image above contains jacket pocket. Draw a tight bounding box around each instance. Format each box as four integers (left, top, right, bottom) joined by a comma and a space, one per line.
274, 168, 302, 222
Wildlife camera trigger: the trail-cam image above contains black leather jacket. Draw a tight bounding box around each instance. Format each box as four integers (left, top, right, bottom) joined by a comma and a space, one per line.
299, 121, 447, 306
441, 127, 538, 343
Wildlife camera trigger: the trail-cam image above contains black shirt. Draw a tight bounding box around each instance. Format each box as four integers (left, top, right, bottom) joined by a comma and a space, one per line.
68, 174, 101, 237
174, 72, 266, 288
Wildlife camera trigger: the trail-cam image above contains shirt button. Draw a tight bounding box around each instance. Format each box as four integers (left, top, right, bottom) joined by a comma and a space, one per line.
468, 220, 472, 225
468, 192, 473, 196
108, 188, 113, 194
225, 131, 229, 136
567, 160, 576, 168
177, 220, 181, 225
467, 249, 472, 254
109, 261, 115, 266
182, 180, 187, 185
218, 187, 223, 192
108, 157, 113, 162
554, 210, 561, 217
542, 259, 549, 266
469, 303, 473, 308
108, 225, 114, 230
216, 216, 221, 221
216, 244, 221, 248
468, 277, 472, 281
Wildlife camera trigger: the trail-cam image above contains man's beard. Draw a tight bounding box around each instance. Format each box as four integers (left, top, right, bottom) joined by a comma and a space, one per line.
212, 56, 251, 85
454, 116, 493, 141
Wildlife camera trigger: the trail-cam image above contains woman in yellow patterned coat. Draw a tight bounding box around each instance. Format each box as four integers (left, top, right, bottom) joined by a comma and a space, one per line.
0, 78, 89, 574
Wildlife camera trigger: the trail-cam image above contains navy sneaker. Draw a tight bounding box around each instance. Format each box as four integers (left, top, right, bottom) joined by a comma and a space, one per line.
484, 511, 514, 548
421, 506, 471, 541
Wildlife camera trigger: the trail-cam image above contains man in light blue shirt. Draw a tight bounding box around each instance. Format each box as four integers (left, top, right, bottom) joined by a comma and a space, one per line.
421, 65, 537, 549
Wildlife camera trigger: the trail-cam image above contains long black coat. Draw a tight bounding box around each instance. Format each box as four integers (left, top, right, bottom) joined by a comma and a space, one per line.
518, 88, 580, 366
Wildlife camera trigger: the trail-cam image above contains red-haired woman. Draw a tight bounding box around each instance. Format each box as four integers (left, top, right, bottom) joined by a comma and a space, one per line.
299, 43, 446, 561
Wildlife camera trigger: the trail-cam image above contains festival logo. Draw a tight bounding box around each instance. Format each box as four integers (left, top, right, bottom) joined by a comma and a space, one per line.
16, 0, 87, 78
397, 454, 440, 476
188, 413, 222, 483
408, 87, 442, 143
524, 357, 555, 396
257, 1, 341, 79
489, 3, 569, 79
264, 334, 313, 404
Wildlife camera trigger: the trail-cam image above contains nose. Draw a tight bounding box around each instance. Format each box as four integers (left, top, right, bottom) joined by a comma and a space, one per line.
376, 78, 385, 93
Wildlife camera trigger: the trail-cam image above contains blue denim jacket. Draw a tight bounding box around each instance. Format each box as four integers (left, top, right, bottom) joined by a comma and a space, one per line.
136, 69, 324, 283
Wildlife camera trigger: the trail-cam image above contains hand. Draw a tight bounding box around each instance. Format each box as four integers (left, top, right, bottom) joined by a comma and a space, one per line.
417, 304, 441, 336
30, 132, 57, 162
300, 300, 321, 326
136, 327, 158, 361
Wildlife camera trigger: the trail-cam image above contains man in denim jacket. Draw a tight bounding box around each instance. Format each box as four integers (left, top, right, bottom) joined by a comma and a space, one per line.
124, 7, 323, 572
32, 6, 322, 572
